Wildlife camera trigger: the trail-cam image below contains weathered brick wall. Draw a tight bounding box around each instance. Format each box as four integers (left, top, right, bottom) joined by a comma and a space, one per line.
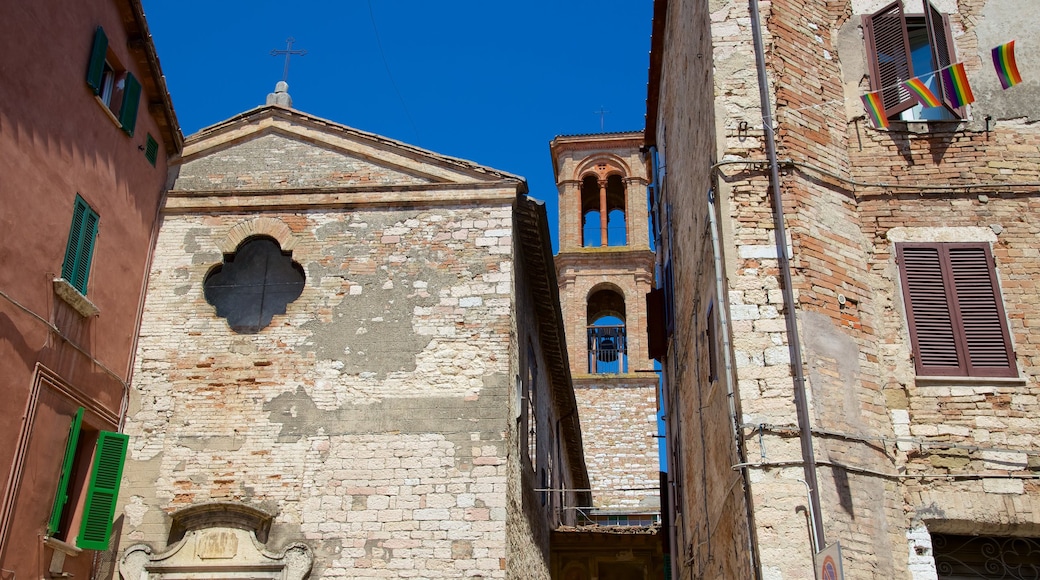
571, 378, 660, 509
648, 0, 758, 576
121, 204, 519, 578
558, 274, 660, 512
693, 0, 1040, 577
551, 134, 661, 515
173, 133, 432, 190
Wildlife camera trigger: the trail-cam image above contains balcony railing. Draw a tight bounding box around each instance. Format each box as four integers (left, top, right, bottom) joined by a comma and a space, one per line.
587, 324, 628, 374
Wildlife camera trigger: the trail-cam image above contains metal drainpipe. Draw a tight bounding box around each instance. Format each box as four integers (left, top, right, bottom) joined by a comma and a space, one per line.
748, 0, 825, 553
707, 188, 763, 579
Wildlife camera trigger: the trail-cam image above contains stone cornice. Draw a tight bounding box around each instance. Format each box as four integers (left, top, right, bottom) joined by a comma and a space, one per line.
554, 249, 656, 271
163, 182, 519, 214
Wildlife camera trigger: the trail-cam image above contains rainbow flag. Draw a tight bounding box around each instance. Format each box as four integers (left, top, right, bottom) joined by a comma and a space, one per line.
941, 62, 975, 107
902, 77, 941, 108
992, 41, 1023, 89
861, 91, 888, 129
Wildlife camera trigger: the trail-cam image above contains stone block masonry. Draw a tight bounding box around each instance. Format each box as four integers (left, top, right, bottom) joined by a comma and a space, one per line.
122, 205, 517, 578
649, 0, 1040, 578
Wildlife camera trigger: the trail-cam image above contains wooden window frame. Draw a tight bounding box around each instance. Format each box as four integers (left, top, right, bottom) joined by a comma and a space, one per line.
863, 1, 961, 119
62, 196, 100, 295
85, 26, 142, 136
48, 407, 129, 550
897, 242, 1016, 378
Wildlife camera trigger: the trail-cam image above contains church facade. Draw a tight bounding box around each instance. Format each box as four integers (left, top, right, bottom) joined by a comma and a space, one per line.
114, 95, 589, 579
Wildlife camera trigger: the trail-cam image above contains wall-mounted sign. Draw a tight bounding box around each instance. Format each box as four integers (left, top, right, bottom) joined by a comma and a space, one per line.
816, 542, 844, 580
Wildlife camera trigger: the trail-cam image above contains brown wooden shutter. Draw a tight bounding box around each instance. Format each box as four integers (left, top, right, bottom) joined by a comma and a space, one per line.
863, 1, 915, 115
900, 244, 963, 375
898, 243, 1015, 377
947, 245, 1016, 377
924, 1, 961, 115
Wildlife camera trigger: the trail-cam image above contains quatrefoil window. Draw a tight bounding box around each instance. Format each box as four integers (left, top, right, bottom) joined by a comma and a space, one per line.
204, 237, 305, 333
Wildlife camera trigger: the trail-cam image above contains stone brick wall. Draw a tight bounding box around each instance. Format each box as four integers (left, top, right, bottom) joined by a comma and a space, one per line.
117, 107, 585, 579
651, 0, 1040, 578
571, 378, 660, 510
121, 206, 516, 578
646, 0, 758, 576
550, 134, 661, 515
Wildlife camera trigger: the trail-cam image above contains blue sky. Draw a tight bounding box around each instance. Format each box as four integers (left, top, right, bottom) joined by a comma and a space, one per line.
140, 1, 654, 250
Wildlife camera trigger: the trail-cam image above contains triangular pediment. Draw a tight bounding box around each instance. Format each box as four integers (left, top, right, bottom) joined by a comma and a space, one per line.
171, 106, 523, 194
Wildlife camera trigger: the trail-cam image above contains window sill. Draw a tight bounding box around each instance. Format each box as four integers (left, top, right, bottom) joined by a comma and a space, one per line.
53, 278, 99, 317
93, 95, 124, 131
915, 374, 1026, 386
886, 119, 967, 135
44, 536, 82, 578
43, 536, 82, 557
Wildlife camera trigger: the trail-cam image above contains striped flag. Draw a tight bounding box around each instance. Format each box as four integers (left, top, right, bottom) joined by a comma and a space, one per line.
902, 77, 941, 108
861, 91, 888, 129
941, 62, 975, 108
992, 41, 1023, 89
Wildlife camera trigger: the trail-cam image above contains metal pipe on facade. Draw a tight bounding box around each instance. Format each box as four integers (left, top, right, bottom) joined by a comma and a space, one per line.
748, 0, 826, 553
707, 187, 763, 579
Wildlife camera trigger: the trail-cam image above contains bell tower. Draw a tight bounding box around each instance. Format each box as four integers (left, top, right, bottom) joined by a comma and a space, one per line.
550, 132, 659, 522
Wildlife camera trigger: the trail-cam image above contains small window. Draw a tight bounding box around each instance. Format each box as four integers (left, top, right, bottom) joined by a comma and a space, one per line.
896, 242, 1016, 377
646, 288, 667, 361
48, 407, 129, 550
144, 134, 159, 166
526, 343, 538, 472
204, 237, 305, 333
63, 196, 100, 295
86, 26, 142, 136
863, 1, 959, 121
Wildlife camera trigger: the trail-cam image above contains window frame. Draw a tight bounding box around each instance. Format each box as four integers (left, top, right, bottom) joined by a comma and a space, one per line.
526, 343, 538, 473
863, 1, 961, 119
62, 196, 100, 296
896, 242, 1016, 378
48, 407, 129, 551
85, 26, 142, 136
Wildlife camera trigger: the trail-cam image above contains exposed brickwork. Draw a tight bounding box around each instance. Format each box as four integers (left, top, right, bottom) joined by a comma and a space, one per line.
572, 378, 660, 509
550, 134, 661, 514
118, 107, 585, 579
649, 0, 1040, 578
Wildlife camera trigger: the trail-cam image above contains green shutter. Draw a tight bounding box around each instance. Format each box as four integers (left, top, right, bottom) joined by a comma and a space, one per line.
62, 198, 87, 283
86, 27, 108, 95
119, 73, 141, 136
76, 431, 128, 550
62, 196, 99, 295
144, 134, 158, 166
48, 408, 84, 535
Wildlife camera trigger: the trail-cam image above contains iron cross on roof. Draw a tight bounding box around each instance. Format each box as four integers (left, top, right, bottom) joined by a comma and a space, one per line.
594, 106, 610, 131
271, 37, 307, 82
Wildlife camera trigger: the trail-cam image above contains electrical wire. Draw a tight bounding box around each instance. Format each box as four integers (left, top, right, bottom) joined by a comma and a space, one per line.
367, 0, 420, 142
711, 157, 1040, 194
748, 422, 1040, 458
